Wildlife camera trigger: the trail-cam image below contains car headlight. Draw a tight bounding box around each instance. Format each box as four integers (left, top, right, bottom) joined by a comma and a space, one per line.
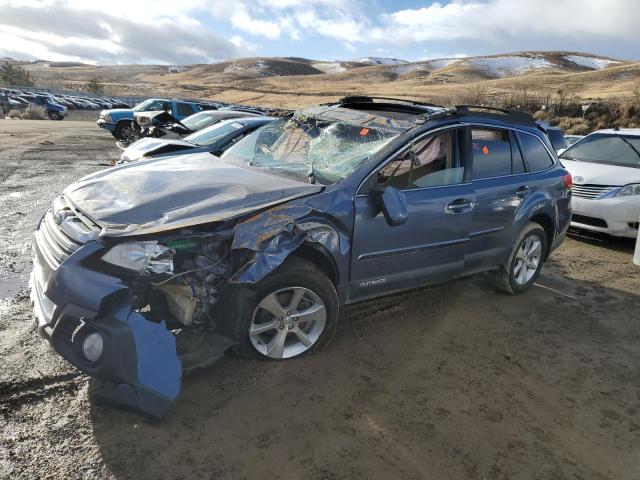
103, 113, 112, 122
101, 241, 174, 274
616, 184, 640, 197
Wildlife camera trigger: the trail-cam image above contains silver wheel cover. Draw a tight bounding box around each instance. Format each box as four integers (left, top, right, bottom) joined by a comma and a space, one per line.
249, 286, 327, 359
513, 235, 542, 285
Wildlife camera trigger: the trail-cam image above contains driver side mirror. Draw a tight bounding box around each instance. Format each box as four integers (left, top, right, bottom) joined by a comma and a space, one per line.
380, 186, 408, 226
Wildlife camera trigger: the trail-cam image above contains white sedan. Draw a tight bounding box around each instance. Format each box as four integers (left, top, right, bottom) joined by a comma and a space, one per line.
560, 129, 640, 238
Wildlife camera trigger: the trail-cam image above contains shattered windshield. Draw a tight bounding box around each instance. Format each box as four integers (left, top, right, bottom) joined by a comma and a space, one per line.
221, 114, 399, 185
185, 120, 245, 146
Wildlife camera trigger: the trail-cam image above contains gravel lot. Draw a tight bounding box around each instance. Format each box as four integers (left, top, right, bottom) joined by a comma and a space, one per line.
1, 119, 639, 480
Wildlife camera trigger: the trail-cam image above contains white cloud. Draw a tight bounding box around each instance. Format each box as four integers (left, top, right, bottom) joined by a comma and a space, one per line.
0, 0, 248, 64
382, 0, 640, 45
0, 0, 638, 64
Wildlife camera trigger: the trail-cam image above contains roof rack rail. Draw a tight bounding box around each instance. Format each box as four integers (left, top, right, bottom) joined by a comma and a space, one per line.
338, 95, 443, 108
454, 105, 536, 126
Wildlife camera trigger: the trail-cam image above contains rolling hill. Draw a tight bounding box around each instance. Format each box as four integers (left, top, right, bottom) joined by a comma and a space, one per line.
11, 51, 639, 109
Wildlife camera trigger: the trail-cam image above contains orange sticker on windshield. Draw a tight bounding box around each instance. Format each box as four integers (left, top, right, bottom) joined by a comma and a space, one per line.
360, 128, 370, 136
482, 145, 490, 155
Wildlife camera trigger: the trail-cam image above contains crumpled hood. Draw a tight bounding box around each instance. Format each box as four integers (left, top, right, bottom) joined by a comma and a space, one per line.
64, 152, 322, 237
121, 137, 195, 161
561, 159, 640, 186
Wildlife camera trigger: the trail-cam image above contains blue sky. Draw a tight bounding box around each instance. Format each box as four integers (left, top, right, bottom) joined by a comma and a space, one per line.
1, 0, 638, 64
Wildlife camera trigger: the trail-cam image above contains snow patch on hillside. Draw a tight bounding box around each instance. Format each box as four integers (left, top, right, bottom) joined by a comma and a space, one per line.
564, 55, 621, 70
426, 58, 459, 69
223, 61, 267, 75
360, 57, 408, 65
313, 62, 346, 74
468, 56, 554, 77
394, 64, 425, 75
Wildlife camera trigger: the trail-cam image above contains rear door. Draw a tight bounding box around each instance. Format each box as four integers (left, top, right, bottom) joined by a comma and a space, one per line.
349, 127, 474, 301
465, 126, 530, 272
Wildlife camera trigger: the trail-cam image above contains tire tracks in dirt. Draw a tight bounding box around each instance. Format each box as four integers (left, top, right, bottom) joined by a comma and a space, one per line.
0, 372, 82, 411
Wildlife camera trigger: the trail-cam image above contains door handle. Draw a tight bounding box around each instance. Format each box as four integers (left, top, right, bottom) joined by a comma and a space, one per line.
445, 199, 475, 214
516, 185, 530, 198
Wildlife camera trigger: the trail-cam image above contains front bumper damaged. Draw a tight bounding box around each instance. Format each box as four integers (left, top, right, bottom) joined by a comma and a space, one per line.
31, 241, 181, 418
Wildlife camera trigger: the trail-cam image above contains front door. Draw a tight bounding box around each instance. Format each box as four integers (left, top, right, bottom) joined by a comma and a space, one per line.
349, 127, 474, 302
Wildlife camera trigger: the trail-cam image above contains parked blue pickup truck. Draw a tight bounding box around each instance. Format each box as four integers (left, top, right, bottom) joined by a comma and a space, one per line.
32, 94, 68, 120
97, 98, 209, 140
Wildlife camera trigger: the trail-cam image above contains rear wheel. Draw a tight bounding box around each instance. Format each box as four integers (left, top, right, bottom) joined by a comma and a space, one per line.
491, 222, 547, 294
217, 257, 339, 360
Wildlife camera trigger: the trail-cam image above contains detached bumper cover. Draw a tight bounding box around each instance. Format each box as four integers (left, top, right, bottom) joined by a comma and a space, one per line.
31, 241, 181, 418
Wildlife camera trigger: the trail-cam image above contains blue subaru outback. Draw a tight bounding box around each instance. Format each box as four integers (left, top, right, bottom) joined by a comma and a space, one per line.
31, 97, 572, 417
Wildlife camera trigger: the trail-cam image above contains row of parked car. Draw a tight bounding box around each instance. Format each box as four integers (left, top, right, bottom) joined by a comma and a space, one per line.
0, 87, 131, 120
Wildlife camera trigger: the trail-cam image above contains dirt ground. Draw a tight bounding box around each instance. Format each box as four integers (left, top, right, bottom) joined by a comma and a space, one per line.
1, 119, 639, 480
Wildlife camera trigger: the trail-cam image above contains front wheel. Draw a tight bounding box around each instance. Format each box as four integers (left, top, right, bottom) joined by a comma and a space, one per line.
217, 257, 339, 360
491, 222, 547, 294
48, 111, 59, 120
114, 120, 135, 141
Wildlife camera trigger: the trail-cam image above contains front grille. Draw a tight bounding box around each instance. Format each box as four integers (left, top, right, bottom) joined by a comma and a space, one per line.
572, 183, 617, 199
572, 214, 608, 228
34, 211, 83, 269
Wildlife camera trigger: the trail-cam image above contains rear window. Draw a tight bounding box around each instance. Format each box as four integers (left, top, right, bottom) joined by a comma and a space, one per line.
471, 128, 513, 179
518, 133, 554, 172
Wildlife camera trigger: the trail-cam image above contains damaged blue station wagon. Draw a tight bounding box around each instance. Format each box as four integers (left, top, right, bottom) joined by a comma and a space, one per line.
31, 97, 572, 417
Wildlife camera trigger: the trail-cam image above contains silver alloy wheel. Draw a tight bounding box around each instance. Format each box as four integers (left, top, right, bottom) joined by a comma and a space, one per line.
249, 286, 327, 359
513, 235, 542, 285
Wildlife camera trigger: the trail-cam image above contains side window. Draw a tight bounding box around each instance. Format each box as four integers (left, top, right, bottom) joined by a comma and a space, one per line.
176, 102, 193, 117
471, 128, 512, 179
378, 130, 462, 189
518, 133, 554, 172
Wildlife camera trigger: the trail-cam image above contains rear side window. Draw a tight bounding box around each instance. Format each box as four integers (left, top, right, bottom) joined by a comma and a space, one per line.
471, 128, 512, 179
519, 133, 554, 172
176, 102, 193, 117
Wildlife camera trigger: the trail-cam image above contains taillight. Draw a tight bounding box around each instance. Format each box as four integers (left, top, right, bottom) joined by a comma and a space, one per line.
563, 172, 572, 190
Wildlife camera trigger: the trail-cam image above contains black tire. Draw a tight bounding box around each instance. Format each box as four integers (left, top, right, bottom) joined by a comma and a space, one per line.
217, 257, 339, 360
491, 222, 548, 294
114, 120, 134, 140
48, 111, 59, 120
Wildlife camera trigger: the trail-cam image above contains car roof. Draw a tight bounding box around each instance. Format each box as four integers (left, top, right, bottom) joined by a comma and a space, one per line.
593, 128, 640, 137
301, 97, 537, 134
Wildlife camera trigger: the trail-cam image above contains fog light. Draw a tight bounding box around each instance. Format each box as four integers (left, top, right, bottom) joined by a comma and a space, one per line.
82, 332, 104, 362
